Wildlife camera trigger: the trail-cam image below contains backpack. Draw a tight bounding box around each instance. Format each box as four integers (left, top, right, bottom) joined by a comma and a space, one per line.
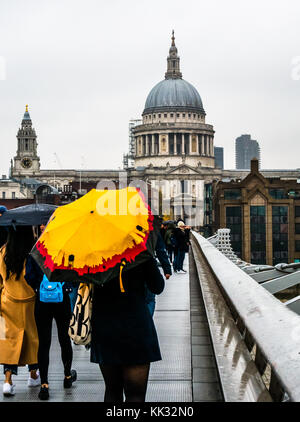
170, 235, 177, 248
39, 275, 64, 303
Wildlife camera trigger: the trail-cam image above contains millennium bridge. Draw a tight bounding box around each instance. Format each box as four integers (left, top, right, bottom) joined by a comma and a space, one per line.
2, 229, 300, 402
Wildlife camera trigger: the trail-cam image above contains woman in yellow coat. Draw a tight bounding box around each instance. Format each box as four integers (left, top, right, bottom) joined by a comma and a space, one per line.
0, 226, 40, 397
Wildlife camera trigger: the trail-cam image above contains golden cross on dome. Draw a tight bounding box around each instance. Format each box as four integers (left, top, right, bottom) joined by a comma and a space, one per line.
25, 104, 28, 112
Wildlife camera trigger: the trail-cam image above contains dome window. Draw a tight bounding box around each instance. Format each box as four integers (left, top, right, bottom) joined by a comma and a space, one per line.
164, 113, 167, 118
170, 113, 173, 117
158, 114, 161, 118
177, 113, 180, 117
182, 113, 185, 118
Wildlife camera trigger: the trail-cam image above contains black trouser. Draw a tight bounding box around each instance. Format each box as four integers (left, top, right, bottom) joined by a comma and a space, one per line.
35, 294, 73, 385
3, 364, 38, 376
166, 245, 174, 263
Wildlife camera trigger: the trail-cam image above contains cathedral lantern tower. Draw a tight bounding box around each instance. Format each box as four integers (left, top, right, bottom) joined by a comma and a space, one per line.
133, 32, 215, 169
12, 105, 40, 177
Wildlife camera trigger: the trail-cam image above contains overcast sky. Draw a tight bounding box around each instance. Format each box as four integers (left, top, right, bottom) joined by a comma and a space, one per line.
0, 0, 300, 175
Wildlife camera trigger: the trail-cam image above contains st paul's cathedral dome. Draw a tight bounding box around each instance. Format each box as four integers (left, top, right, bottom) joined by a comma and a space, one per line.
133, 31, 215, 170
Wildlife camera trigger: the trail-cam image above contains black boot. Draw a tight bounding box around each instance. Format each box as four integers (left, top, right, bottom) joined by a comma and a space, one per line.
38, 385, 49, 400
64, 369, 77, 388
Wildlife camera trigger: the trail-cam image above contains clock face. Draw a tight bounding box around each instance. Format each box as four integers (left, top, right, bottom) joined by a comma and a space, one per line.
21, 158, 33, 169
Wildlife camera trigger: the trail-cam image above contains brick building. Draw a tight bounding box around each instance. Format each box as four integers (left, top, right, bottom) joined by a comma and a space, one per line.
210, 159, 300, 265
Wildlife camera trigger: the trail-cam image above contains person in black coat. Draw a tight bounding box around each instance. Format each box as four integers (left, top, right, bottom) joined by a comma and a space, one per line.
145, 232, 171, 316
173, 221, 191, 273
90, 256, 165, 402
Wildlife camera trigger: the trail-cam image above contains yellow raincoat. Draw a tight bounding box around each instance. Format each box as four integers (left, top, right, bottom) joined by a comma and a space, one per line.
0, 246, 39, 365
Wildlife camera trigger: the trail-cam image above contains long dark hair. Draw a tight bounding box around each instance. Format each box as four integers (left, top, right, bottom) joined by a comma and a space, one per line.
4, 226, 35, 280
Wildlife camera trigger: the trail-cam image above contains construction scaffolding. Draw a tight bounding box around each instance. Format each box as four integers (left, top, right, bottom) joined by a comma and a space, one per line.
123, 119, 142, 169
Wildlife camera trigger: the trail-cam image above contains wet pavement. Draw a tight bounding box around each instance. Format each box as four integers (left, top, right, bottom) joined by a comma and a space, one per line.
0, 256, 222, 402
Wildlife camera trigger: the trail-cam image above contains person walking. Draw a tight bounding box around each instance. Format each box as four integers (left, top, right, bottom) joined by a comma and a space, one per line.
90, 256, 165, 402
25, 255, 77, 400
163, 221, 176, 263
146, 231, 172, 316
173, 221, 191, 273
0, 226, 40, 397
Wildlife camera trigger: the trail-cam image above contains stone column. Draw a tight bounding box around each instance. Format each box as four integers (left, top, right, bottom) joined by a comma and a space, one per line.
145, 135, 149, 156
182, 133, 185, 155
165, 133, 169, 155
151, 134, 155, 155
189, 133, 192, 155
174, 133, 177, 154
201, 135, 205, 155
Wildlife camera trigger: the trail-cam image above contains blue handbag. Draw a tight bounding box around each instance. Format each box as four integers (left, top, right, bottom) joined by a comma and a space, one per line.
39, 275, 64, 303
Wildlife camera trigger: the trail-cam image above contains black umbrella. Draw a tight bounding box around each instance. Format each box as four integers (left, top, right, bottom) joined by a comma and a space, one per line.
0, 203, 58, 227
163, 220, 175, 225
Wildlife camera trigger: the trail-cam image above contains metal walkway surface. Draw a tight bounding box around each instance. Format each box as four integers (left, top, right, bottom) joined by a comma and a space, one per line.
0, 256, 224, 402
0, 259, 191, 402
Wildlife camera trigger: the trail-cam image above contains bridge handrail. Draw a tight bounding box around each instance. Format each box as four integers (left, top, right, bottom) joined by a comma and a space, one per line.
192, 230, 300, 402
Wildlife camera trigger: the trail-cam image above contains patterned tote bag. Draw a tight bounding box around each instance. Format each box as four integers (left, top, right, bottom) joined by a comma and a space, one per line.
68, 283, 93, 346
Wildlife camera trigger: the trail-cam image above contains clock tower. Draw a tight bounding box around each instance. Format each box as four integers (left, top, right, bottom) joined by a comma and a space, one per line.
12, 105, 40, 178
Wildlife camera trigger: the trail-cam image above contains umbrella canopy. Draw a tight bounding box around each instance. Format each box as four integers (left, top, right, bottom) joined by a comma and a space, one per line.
0, 203, 58, 226
31, 187, 159, 286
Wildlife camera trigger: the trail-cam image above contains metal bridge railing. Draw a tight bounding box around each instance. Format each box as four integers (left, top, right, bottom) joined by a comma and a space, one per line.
208, 229, 300, 316
191, 230, 300, 402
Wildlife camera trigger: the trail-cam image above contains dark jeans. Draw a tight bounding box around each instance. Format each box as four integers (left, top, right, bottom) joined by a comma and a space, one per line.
3, 364, 38, 376
166, 245, 174, 263
173, 250, 186, 271
35, 294, 73, 384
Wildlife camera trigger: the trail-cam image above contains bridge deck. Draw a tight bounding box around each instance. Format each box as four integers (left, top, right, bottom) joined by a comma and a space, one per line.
1, 255, 223, 402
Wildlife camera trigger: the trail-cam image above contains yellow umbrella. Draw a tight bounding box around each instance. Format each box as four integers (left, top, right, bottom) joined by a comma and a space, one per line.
33, 187, 154, 289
